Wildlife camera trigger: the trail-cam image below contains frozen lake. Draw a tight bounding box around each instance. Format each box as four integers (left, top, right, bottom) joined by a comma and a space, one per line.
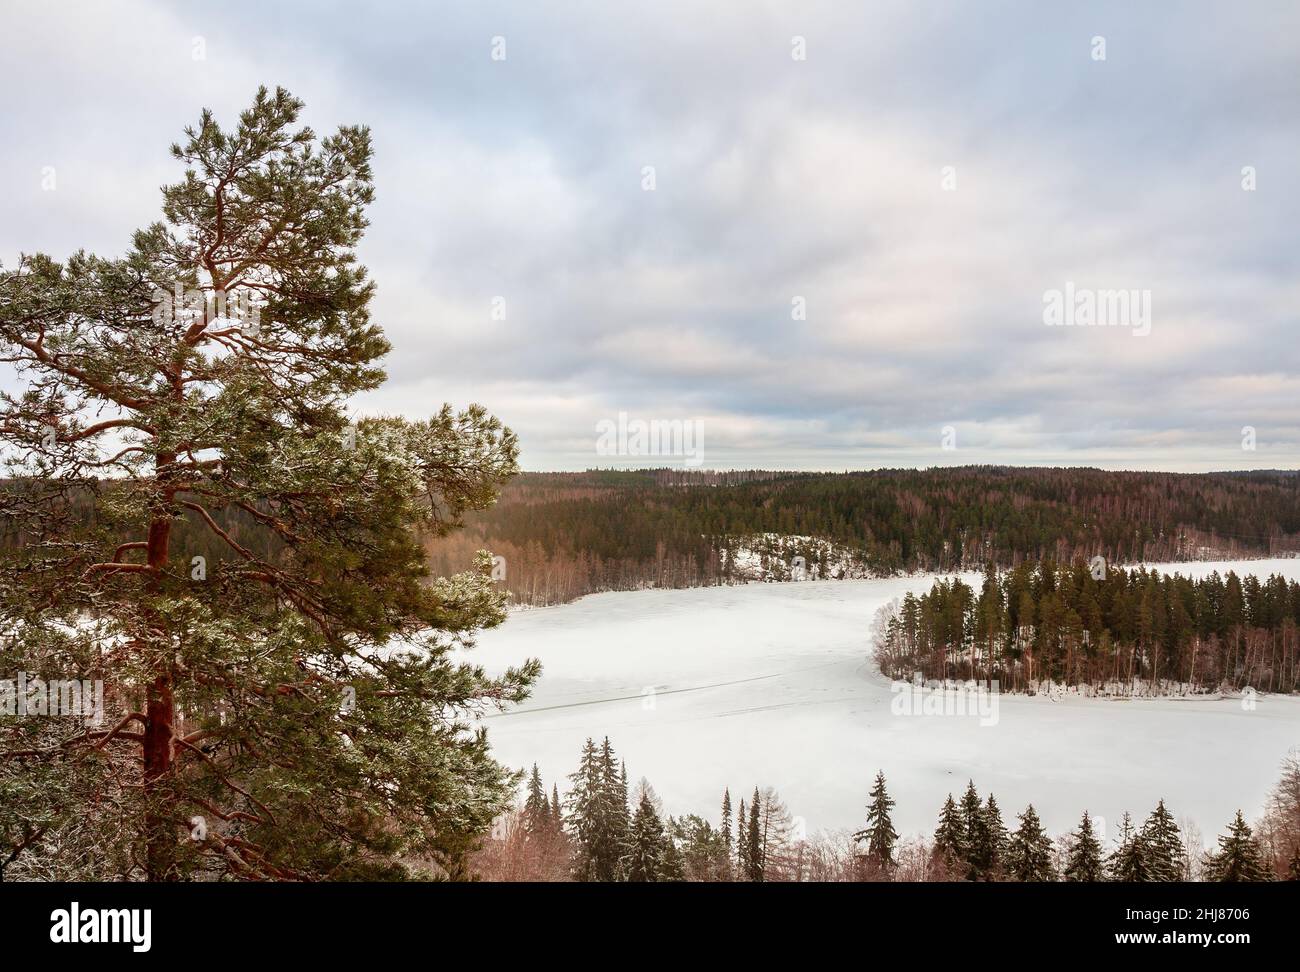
473, 559, 1300, 843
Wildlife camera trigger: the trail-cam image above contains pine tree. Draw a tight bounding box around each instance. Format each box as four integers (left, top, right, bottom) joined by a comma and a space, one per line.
0, 86, 533, 881
1006, 805, 1056, 881
933, 794, 967, 873
1107, 812, 1150, 882
626, 791, 667, 882
1204, 811, 1271, 882
550, 783, 563, 833
853, 771, 899, 872
1063, 811, 1104, 882
746, 788, 764, 882
1140, 800, 1187, 881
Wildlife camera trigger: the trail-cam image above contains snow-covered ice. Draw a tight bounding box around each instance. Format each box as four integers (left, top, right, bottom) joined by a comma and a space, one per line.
473, 559, 1300, 842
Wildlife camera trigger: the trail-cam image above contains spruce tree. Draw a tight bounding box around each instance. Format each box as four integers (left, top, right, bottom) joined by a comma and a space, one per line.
1063, 811, 1103, 882
736, 797, 750, 878
567, 738, 609, 880
933, 794, 966, 873
721, 788, 733, 852
626, 791, 667, 882
1107, 812, 1150, 881
746, 788, 764, 882
1006, 805, 1056, 881
959, 780, 987, 880
853, 770, 899, 871
1140, 800, 1187, 881
1204, 811, 1270, 882
0, 86, 533, 881
550, 783, 563, 833
572, 738, 628, 880
567, 738, 631, 881
719, 788, 734, 879
982, 795, 1009, 880
606, 747, 630, 866
523, 764, 549, 835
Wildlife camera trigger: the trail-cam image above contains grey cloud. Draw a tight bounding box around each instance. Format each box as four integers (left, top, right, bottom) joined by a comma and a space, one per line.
1, 0, 1297, 471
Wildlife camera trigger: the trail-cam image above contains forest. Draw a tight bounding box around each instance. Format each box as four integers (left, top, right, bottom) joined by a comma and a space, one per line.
3, 84, 1298, 893
423, 467, 1300, 606
472, 737, 1300, 883
8, 466, 1300, 612
873, 561, 1300, 694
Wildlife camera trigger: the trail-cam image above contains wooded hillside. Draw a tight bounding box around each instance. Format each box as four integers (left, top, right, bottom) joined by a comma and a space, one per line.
424, 466, 1300, 605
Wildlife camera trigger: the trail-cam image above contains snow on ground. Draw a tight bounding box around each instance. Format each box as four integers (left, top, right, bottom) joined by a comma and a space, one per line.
472, 559, 1300, 843
724, 533, 869, 581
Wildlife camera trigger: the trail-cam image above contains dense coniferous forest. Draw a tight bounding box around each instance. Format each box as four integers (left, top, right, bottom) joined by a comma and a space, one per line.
8, 466, 1300, 610
422, 467, 1300, 606
472, 738, 1300, 883
874, 561, 1300, 694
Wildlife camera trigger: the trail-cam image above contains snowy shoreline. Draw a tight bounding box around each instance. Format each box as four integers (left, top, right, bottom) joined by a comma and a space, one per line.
504, 554, 1300, 615
477, 558, 1300, 839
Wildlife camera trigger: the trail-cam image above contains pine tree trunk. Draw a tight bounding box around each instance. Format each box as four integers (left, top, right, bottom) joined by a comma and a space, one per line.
144, 672, 176, 879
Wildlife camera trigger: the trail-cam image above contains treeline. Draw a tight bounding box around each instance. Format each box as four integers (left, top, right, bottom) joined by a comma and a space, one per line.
473, 739, 1300, 882
10, 469, 1300, 610
426, 467, 1300, 606
875, 561, 1300, 693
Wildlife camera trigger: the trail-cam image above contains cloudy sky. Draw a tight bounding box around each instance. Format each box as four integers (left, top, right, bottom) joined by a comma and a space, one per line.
2, 0, 1297, 472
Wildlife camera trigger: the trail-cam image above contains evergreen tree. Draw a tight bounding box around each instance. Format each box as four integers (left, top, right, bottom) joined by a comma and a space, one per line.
1006, 805, 1056, 881
1140, 800, 1187, 881
673, 814, 727, 881
1107, 812, 1150, 882
609, 749, 631, 862
1204, 811, 1271, 882
0, 86, 533, 881
982, 795, 1009, 880
853, 771, 899, 871
959, 780, 988, 880
626, 791, 667, 882
566, 738, 633, 881
719, 788, 734, 879
1063, 811, 1104, 882
575, 738, 627, 880
567, 739, 611, 880
746, 788, 764, 882
523, 764, 549, 835
736, 797, 750, 878
550, 783, 563, 832
721, 789, 733, 852
661, 818, 685, 882
933, 794, 967, 872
